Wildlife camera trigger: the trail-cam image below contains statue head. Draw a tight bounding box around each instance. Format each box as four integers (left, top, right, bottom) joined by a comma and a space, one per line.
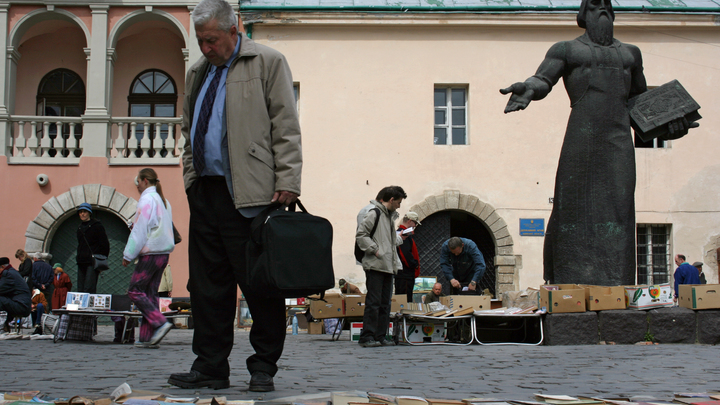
577, 0, 615, 29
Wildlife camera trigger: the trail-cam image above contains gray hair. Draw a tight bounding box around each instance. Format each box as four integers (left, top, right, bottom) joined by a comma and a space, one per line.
448, 237, 464, 250
193, 0, 237, 32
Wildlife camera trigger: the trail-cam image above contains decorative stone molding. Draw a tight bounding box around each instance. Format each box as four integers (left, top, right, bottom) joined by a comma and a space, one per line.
24, 184, 138, 254
409, 190, 518, 293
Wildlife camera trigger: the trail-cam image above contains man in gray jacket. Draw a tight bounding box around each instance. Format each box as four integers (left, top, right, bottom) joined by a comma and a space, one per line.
169, 0, 301, 392
356, 186, 406, 347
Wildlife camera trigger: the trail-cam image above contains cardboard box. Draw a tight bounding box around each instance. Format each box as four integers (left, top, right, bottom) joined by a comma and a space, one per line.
308, 321, 324, 334
582, 285, 626, 311
309, 293, 345, 319
390, 295, 408, 313
350, 322, 393, 342
344, 294, 366, 316
678, 284, 720, 310
440, 295, 491, 311
625, 284, 673, 310
404, 322, 445, 343
538, 284, 586, 313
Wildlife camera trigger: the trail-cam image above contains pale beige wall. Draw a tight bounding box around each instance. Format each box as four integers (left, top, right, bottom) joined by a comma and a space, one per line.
249, 18, 720, 289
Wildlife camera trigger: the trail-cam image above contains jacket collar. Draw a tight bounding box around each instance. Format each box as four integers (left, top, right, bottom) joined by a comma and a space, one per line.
370, 200, 399, 221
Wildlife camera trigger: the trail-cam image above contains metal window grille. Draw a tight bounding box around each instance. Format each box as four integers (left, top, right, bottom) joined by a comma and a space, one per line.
434, 87, 467, 145
636, 224, 671, 284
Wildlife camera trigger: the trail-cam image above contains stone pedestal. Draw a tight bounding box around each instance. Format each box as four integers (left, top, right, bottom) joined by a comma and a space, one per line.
598, 309, 648, 344
544, 312, 598, 345
648, 307, 696, 344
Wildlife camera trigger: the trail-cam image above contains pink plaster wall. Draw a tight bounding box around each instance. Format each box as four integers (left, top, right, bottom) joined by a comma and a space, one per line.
108, 7, 190, 35
15, 26, 87, 115
0, 156, 190, 296
9, 6, 91, 36
111, 23, 186, 118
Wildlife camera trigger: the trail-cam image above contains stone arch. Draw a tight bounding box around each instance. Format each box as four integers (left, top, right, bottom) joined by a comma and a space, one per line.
23, 184, 137, 254
9, 8, 90, 49
408, 190, 518, 295
107, 9, 188, 49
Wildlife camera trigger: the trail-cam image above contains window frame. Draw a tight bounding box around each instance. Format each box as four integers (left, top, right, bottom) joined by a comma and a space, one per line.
636, 224, 672, 285
434, 85, 468, 146
126, 69, 178, 158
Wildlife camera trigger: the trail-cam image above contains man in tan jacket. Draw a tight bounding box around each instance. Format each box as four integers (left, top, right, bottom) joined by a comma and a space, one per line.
169, 0, 301, 393
356, 186, 406, 347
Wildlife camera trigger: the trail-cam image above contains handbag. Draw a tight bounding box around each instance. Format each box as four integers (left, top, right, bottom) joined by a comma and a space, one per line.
92, 254, 109, 272
246, 200, 335, 298
172, 223, 182, 244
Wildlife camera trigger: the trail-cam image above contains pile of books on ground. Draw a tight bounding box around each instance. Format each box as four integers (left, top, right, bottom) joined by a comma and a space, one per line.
3, 388, 720, 405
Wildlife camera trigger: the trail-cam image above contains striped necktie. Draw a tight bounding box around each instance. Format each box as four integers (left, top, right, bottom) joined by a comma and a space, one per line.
193, 65, 226, 175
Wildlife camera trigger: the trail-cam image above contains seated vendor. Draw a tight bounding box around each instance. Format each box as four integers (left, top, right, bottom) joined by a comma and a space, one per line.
0, 257, 31, 333
339, 279, 361, 295
424, 283, 445, 303
30, 288, 47, 334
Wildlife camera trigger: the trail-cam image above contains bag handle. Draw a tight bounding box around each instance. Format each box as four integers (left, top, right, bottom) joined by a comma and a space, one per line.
250, 199, 307, 245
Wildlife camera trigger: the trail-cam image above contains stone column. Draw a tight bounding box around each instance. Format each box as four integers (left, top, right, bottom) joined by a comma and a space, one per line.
81, 4, 110, 157
0, 4, 11, 154
187, 6, 201, 65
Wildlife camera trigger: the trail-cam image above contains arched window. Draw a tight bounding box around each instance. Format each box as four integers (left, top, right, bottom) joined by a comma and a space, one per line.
36, 69, 86, 157
127, 69, 177, 157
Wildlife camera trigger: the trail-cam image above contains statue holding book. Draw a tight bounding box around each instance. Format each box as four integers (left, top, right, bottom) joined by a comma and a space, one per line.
500, 0, 700, 286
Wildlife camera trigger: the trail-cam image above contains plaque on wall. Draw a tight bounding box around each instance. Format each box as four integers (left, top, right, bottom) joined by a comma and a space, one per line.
628, 80, 701, 142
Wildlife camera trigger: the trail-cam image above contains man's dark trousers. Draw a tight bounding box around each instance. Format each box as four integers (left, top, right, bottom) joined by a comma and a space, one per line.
360, 269, 393, 342
187, 176, 286, 379
394, 276, 414, 303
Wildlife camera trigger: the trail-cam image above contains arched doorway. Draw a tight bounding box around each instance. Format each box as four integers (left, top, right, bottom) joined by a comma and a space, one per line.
48, 209, 135, 296
409, 190, 518, 297
415, 210, 496, 296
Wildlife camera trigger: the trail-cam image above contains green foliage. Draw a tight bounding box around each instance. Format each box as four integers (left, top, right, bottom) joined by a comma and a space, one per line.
644, 331, 654, 342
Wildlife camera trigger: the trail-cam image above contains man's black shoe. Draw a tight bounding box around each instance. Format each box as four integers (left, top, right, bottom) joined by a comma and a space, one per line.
248, 371, 274, 392
168, 370, 229, 389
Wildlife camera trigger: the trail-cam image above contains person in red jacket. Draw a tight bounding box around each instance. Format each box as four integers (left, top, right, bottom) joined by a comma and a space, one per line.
51, 263, 72, 311
396, 212, 421, 303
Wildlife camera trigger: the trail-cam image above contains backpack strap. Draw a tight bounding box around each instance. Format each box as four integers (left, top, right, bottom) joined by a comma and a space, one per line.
368, 208, 381, 239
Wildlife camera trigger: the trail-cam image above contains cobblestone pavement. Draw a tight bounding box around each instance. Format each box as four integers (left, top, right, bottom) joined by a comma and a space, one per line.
1, 326, 718, 401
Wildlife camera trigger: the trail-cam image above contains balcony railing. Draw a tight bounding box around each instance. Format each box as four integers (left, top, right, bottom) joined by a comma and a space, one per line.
109, 117, 184, 165
7, 115, 184, 165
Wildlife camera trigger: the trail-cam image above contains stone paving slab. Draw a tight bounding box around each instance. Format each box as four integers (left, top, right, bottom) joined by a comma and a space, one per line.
1, 326, 719, 401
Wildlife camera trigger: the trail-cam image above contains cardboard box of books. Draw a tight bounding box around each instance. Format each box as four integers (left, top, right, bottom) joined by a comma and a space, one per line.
350, 322, 393, 342
65, 292, 90, 308
308, 321, 324, 334
439, 295, 491, 311
390, 294, 408, 313
625, 284, 673, 310
678, 284, 720, 310
87, 294, 112, 310
309, 293, 345, 319
344, 294, 366, 316
404, 322, 445, 343
582, 285, 626, 311
538, 284, 586, 313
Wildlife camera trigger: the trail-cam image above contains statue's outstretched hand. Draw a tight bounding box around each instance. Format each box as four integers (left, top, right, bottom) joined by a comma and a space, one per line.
660, 117, 700, 141
500, 82, 534, 114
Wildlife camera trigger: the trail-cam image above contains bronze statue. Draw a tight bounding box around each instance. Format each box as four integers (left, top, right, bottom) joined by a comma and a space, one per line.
501, 0, 697, 286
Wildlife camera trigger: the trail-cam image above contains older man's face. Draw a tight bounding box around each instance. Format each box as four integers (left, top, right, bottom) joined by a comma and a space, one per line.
432, 284, 442, 296
196, 19, 238, 67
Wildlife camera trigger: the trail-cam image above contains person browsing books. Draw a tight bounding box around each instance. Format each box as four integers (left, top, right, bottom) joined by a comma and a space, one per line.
440, 237, 486, 295
396, 212, 421, 303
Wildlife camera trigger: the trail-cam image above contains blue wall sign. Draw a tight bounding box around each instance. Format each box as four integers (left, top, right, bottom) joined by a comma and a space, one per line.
519, 218, 545, 236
